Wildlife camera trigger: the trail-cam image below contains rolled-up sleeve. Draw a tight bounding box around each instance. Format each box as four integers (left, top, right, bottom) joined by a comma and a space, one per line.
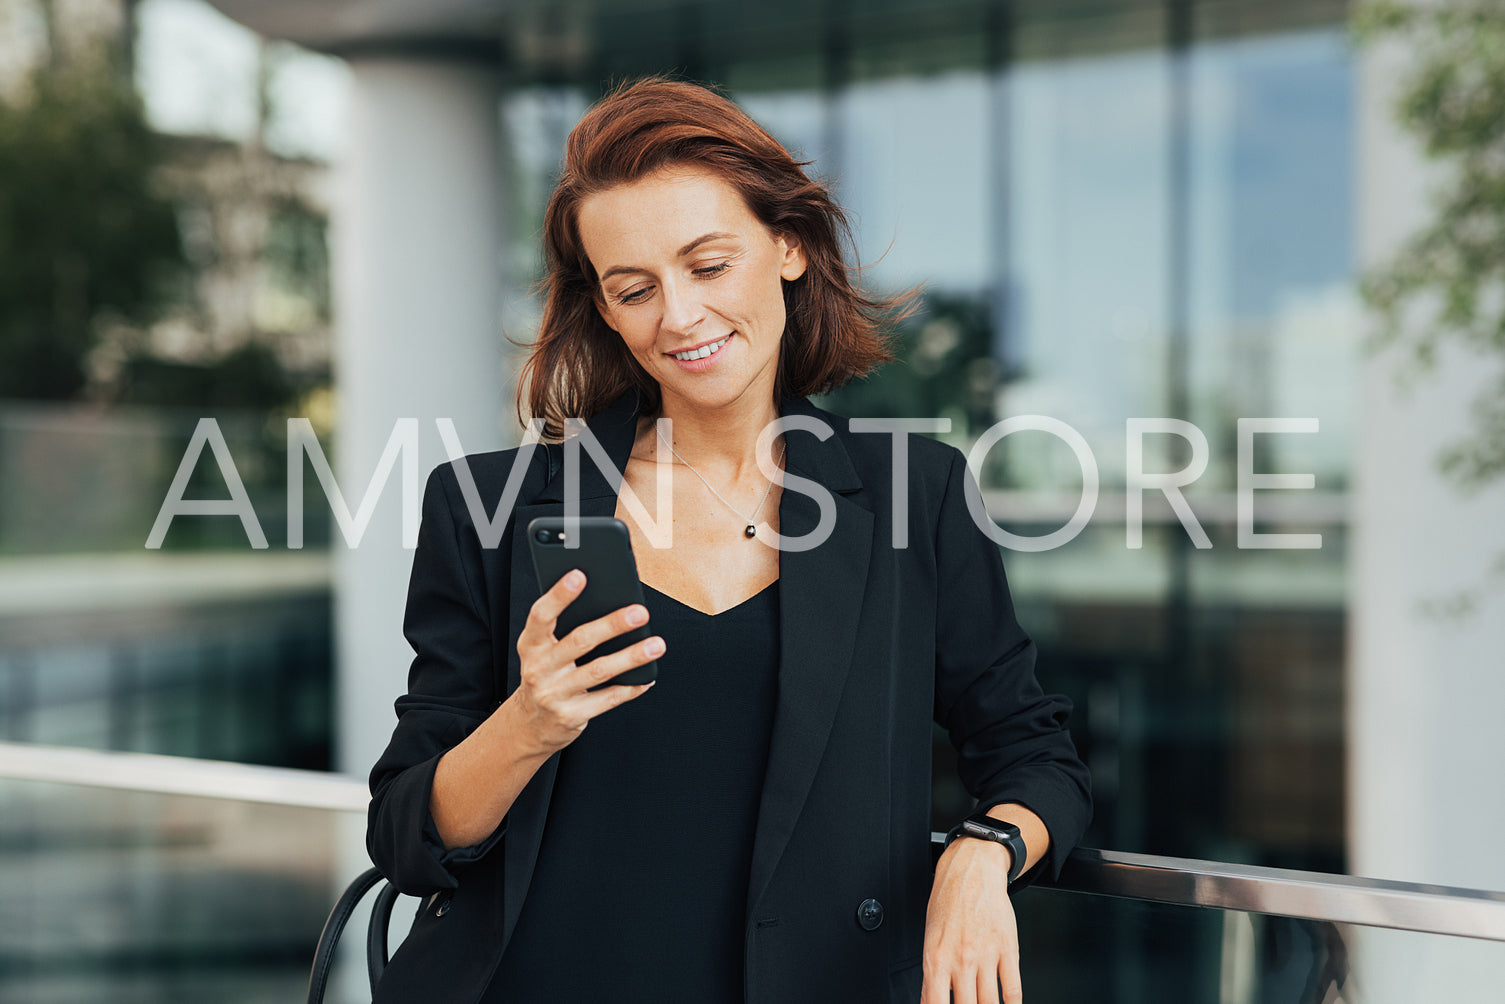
931, 449, 1092, 886
367, 461, 509, 896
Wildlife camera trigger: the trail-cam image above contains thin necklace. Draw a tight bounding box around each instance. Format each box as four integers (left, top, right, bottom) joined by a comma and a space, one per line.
656, 427, 784, 539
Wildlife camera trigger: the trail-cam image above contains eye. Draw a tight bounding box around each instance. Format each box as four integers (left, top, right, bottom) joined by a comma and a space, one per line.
693, 262, 730, 278
615, 286, 652, 305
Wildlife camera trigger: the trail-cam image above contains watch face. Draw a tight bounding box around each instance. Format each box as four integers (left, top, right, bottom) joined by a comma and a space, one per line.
968, 816, 1020, 838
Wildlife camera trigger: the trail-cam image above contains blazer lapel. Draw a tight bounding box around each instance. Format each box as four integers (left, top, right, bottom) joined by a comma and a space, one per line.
746, 398, 874, 912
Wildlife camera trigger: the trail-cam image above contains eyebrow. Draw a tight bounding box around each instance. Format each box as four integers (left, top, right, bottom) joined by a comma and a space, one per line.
598, 232, 738, 281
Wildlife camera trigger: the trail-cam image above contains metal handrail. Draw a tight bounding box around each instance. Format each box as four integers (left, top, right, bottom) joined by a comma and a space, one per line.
1046, 847, 1505, 943
941, 845, 1505, 945
0, 740, 368, 811
5, 741, 1504, 942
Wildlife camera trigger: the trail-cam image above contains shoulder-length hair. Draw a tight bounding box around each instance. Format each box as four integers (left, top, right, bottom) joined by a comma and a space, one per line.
518, 75, 908, 438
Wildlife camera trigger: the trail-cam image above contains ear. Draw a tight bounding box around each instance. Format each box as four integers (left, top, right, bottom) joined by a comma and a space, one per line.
776, 234, 807, 281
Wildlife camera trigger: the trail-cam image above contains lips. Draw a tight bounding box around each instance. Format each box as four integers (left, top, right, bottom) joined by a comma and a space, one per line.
668, 335, 730, 362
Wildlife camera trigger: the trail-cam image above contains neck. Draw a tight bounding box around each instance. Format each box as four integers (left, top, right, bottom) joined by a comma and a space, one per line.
645, 392, 781, 478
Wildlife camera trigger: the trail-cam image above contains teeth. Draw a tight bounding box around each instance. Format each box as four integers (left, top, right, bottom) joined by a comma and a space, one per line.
672, 336, 728, 361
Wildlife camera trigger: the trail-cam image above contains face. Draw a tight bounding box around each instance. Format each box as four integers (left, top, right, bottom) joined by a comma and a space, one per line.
577, 166, 807, 416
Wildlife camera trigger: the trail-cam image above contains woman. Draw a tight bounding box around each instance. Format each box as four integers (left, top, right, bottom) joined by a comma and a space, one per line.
367, 77, 1090, 1004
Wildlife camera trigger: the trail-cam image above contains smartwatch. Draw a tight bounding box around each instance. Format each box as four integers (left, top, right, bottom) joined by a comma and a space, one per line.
944, 809, 1027, 885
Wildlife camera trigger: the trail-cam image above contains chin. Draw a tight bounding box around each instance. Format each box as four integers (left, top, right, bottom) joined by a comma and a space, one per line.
658, 381, 748, 413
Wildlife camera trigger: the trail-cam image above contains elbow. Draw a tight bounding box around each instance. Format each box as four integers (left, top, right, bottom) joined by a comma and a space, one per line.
366, 778, 462, 898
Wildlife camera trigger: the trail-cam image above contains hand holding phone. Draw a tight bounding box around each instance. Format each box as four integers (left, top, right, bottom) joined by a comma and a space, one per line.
509, 517, 663, 757
528, 517, 659, 688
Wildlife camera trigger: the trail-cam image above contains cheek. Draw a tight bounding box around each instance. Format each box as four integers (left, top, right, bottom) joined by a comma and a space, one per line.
626, 329, 659, 357
757, 274, 789, 331
606, 322, 651, 364
611, 310, 655, 346
723, 268, 787, 326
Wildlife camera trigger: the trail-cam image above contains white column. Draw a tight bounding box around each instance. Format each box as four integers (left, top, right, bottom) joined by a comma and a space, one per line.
331, 58, 512, 778
1350, 17, 1505, 1001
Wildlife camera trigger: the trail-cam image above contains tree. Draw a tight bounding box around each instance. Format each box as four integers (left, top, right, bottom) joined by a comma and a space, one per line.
1358, 1, 1505, 491
0, 52, 185, 399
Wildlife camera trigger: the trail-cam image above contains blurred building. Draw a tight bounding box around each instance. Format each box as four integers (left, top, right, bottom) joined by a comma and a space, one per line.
214, 1, 1503, 999
2, 0, 1503, 1000
0, 0, 337, 768
209, 0, 1371, 864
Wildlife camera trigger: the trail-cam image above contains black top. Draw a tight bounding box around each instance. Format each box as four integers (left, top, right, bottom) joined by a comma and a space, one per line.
485, 579, 780, 1002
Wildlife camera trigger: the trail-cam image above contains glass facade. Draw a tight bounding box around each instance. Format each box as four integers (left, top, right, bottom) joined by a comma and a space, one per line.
0, 404, 334, 767
1014, 886, 1505, 1003
0, 583, 331, 765
0, 780, 344, 1003
497, 0, 1357, 872
12, 0, 1467, 998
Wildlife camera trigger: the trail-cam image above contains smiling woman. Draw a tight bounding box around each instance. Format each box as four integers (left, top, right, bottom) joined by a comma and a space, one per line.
519, 77, 901, 440
365, 76, 1092, 1004
580, 169, 807, 415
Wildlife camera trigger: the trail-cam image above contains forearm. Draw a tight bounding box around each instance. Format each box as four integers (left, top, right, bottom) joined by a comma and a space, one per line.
429, 696, 551, 850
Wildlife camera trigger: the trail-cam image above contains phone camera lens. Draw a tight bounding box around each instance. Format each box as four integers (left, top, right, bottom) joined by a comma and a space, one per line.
535, 529, 551, 544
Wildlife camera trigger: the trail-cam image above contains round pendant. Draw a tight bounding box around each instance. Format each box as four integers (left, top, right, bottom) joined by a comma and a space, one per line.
744, 524, 757, 539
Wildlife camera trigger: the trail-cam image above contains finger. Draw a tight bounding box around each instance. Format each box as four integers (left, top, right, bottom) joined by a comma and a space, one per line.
556, 602, 651, 663
999, 956, 1023, 1004
950, 971, 978, 1004
573, 635, 666, 689
919, 968, 949, 1004
977, 966, 1002, 1004
572, 679, 657, 721
519, 570, 587, 647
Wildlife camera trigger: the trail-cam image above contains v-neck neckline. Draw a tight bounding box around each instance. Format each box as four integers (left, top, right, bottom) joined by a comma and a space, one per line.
641, 579, 778, 618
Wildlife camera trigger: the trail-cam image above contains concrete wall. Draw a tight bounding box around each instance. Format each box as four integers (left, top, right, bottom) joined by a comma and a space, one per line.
331, 57, 513, 775
1349, 15, 1505, 1000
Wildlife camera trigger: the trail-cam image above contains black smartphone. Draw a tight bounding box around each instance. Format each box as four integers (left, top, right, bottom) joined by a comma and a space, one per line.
527, 516, 658, 688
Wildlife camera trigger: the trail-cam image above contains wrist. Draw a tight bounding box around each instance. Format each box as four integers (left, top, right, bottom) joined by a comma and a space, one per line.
940, 831, 1014, 874
494, 694, 560, 761
944, 808, 1028, 885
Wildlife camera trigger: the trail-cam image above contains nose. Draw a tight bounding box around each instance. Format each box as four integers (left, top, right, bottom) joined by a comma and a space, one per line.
658, 277, 706, 337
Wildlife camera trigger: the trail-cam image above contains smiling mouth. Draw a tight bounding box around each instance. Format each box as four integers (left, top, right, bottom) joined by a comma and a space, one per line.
668, 335, 731, 362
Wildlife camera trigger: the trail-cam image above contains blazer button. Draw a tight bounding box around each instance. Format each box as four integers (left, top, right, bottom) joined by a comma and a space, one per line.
856, 898, 884, 931
435, 897, 452, 917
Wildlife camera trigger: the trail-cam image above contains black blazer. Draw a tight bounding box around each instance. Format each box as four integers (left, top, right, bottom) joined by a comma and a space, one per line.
367, 392, 1091, 1004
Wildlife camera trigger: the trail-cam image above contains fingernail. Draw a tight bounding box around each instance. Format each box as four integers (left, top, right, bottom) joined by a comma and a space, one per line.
645, 637, 665, 656
564, 570, 584, 588
626, 604, 648, 626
